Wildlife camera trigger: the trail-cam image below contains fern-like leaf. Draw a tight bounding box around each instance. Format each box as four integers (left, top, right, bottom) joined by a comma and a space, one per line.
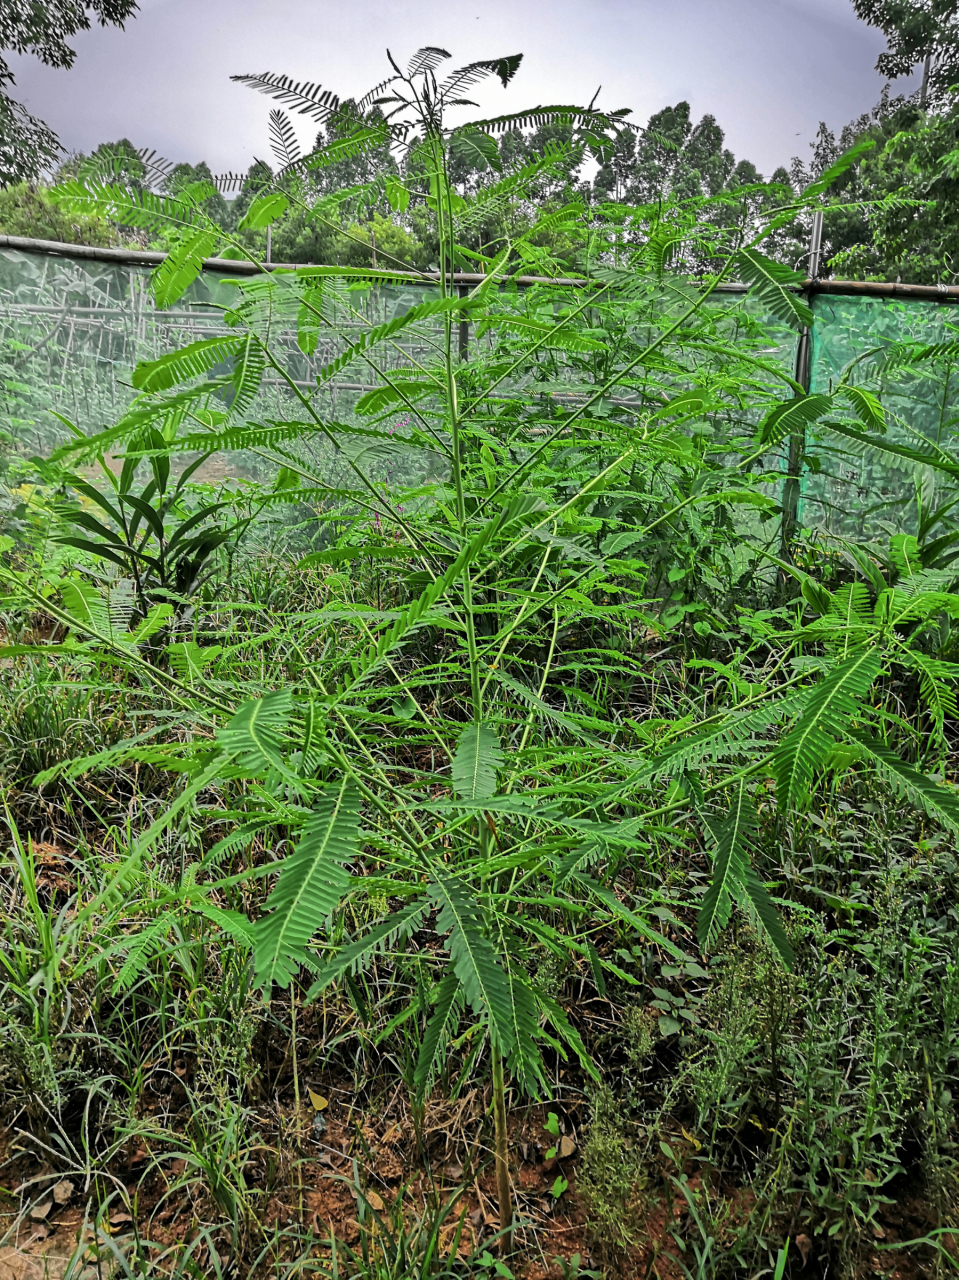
132, 337, 244, 394
733, 869, 795, 968
802, 137, 875, 198
228, 333, 266, 414
848, 731, 959, 835
699, 781, 793, 967
771, 648, 881, 808
759, 393, 832, 446
52, 180, 195, 233
252, 777, 361, 989
505, 970, 543, 1095
216, 690, 294, 778
112, 916, 171, 993
304, 898, 428, 998
824, 423, 959, 482
153, 228, 220, 309
439, 54, 523, 98
269, 109, 301, 170
736, 247, 813, 330
230, 73, 341, 122
698, 778, 756, 951
451, 722, 503, 802
843, 385, 885, 432
313, 296, 466, 386
428, 870, 515, 1055
407, 47, 452, 76
340, 495, 543, 693
463, 105, 630, 136
899, 650, 959, 735
413, 971, 462, 1105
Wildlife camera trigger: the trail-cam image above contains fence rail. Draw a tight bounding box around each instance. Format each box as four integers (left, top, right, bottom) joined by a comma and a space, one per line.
3, 238, 959, 544
3, 233, 959, 303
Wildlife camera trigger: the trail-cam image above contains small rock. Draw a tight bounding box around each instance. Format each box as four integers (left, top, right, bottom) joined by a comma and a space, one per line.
28, 1201, 52, 1223
51, 1182, 74, 1207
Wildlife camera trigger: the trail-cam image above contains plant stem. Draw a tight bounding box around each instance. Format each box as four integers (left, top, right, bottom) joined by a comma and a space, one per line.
491, 1041, 512, 1252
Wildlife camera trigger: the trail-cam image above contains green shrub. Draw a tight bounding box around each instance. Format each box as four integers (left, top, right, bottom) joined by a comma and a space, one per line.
0, 181, 119, 245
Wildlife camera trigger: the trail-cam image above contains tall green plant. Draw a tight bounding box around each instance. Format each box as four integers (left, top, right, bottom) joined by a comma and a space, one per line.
37, 46, 959, 1256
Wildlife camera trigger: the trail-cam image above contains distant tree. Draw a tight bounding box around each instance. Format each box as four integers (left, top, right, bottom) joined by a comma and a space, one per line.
0, 179, 116, 243
83, 137, 146, 186
526, 120, 584, 199
593, 129, 637, 202
313, 100, 396, 197
824, 95, 959, 283
0, 1, 140, 184
164, 160, 230, 227
622, 102, 757, 206
780, 88, 936, 279
498, 127, 529, 171
851, 0, 959, 107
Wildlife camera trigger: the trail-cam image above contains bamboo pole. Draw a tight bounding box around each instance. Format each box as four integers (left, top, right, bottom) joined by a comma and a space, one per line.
780, 210, 823, 564
3, 234, 959, 302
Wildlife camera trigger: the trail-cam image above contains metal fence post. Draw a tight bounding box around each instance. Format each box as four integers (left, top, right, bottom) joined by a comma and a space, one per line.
780, 210, 823, 563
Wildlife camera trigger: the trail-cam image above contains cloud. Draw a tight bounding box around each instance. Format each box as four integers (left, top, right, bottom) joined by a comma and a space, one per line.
6, 0, 903, 179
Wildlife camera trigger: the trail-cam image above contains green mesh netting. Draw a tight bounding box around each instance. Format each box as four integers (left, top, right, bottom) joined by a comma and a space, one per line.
3, 245, 959, 545
805, 293, 959, 539
0, 247, 438, 447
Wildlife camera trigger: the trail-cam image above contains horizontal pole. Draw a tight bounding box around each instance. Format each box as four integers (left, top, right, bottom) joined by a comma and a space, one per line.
2, 233, 958, 303
0, 234, 585, 287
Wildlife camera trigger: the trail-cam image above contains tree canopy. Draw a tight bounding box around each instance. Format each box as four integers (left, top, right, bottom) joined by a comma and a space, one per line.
0, 0, 139, 183
852, 0, 959, 105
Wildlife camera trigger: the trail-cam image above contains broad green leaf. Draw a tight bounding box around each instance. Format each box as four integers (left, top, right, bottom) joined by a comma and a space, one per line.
167, 639, 221, 680
238, 193, 289, 230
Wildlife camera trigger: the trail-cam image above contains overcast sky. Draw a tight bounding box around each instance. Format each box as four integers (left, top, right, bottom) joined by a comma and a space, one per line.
7, 0, 912, 180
